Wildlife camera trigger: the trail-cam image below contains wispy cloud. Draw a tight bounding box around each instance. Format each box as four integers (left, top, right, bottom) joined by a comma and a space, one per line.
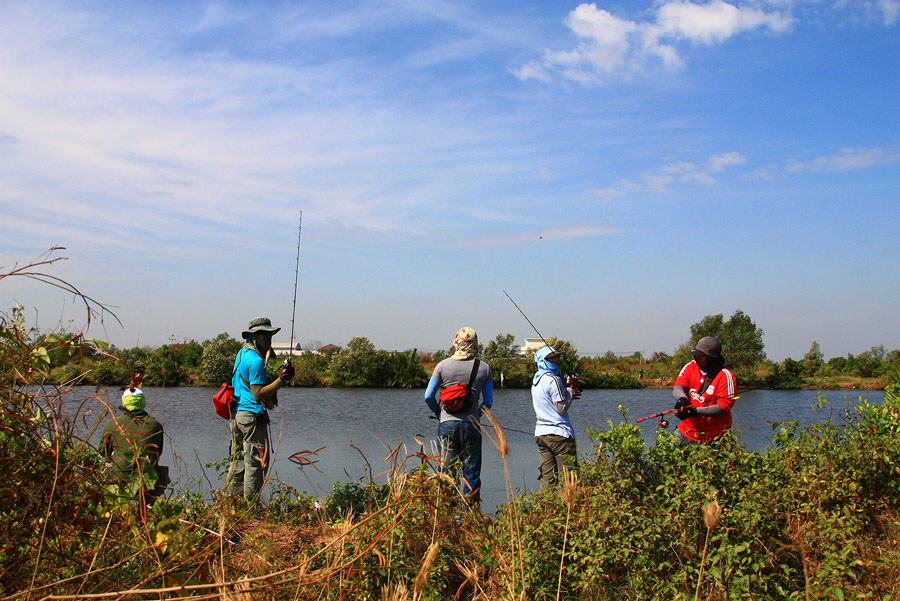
639, 152, 748, 192
880, 0, 900, 26
785, 147, 900, 172
0, 2, 556, 256
586, 188, 622, 201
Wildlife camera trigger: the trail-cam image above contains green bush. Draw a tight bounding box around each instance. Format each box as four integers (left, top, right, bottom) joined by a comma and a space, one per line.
578, 367, 645, 389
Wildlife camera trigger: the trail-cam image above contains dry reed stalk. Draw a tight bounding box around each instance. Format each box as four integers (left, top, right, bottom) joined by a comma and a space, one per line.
480, 408, 524, 598
381, 580, 409, 601
555, 470, 579, 601
454, 559, 484, 599
703, 500, 722, 529
390, 470, 409, 502
695, 500, 723, 601
482, 408, 508, 457
29, 412, 62, 594
413, 542, 440, 598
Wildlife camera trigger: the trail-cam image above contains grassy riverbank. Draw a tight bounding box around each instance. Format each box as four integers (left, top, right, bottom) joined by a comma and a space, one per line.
3, 384, 899, 599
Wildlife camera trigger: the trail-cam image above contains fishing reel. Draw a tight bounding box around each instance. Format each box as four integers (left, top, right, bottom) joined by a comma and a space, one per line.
657, 417, 670, 429
566, 374, 582, 398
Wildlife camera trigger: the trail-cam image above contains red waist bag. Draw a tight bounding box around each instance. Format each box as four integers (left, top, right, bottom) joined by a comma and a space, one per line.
439, 359, 480, 413
213, 383, 235, 420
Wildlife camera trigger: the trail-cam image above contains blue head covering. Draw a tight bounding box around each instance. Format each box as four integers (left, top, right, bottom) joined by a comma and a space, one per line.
533, 346, 561, 385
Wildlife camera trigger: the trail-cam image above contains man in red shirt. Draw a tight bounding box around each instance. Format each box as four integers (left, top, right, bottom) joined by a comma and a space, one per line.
672, 336, 737, 443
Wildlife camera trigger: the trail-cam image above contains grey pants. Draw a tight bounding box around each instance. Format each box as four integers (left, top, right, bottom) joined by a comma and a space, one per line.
228, 411, 270, 499
535, 434, 577, 490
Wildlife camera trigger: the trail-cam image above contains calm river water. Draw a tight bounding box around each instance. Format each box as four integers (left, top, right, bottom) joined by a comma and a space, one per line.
52, 386, 883, 513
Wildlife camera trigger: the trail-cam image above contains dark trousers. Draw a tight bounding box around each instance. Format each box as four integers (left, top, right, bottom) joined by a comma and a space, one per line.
535, 434, 577, 490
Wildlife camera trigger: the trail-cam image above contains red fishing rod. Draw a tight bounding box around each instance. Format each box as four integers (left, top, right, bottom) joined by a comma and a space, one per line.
636, 409, 675, 423
635, 394, 741, 427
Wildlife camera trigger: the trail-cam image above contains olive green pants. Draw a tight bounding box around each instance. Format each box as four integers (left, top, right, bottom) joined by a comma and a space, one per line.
228, 411, 270, 500
535, 434, 577, 490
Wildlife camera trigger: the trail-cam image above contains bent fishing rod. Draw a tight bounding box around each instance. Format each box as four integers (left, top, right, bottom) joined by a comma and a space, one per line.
502, 289, 579, 383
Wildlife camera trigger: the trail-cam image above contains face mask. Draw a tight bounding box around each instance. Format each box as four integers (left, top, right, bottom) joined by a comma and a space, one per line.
254, 333, 273, 354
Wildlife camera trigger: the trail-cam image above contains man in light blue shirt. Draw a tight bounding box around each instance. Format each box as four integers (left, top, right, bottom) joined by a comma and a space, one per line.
531, 345, 579, 489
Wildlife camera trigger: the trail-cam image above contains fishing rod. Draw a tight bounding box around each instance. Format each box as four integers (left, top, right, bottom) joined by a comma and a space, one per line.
635, 409, 675, 424
502, 289, 549, 347
501, 290, 580, 388
288, 211, 302, 361
635, 395, 741, 426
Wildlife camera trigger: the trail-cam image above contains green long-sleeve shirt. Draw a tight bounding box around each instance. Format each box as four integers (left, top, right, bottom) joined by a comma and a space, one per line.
100, 409, 164, 488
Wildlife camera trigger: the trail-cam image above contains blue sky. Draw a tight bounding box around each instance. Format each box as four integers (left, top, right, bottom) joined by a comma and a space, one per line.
1, 0, 898, 361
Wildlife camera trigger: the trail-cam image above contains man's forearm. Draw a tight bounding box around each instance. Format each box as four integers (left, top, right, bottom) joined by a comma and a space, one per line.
252, 379, 283, 403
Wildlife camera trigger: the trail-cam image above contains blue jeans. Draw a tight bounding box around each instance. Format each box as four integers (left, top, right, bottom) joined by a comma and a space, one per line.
437, 419, 482, 502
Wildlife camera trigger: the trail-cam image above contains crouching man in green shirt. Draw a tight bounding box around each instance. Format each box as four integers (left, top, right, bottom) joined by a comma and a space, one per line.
101, 386, 168, 505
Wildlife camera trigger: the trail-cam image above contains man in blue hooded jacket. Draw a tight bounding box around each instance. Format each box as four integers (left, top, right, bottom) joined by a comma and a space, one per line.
531, 346, 580, 489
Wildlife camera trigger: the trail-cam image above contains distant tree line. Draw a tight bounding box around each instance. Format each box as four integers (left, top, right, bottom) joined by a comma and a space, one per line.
40, 309, 899, 390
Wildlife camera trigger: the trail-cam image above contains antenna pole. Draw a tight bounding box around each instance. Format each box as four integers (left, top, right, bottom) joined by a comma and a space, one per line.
289, 211, 302, 357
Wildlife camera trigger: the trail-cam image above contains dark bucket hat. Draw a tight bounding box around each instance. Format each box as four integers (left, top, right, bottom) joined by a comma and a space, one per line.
242, 317, 281, 339
690, 336, 721, 358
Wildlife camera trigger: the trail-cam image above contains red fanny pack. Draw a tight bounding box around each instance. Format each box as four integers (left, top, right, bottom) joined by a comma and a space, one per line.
439, 359, 480, 413
213, 383, 235, 420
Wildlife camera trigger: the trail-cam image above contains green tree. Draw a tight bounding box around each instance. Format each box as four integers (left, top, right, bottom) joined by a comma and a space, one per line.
483, 332, 520, 385
198, 335, 242, 385
328, 337, 389, 387
289, 352, 329, 387
385, 349, 428, 388
525, 337, 579, 375
853, 348, 882, 378
803, 341, 824, 376
145, 345, 190, 386
719, 310, 766, 370
677, 310, 765, 371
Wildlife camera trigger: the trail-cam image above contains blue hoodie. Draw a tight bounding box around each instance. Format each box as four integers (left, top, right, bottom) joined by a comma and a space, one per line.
531, 346, 575, 438
533, 346, 562, 385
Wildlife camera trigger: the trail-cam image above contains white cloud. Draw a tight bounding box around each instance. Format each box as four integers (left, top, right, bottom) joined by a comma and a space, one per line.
878, 0, 900, 25
785, 147, 900, 172
586, 187, 622, 201
707, 151, 748, 171
645, 152, 746, 190
515, 1, 793, 83
744, 167, 775, 181
588, 151, 747, 193
655, 0, 793, 45
516, 0, 899, 84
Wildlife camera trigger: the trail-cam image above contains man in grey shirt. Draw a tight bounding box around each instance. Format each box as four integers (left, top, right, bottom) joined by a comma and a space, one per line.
424, 327, 494, 506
